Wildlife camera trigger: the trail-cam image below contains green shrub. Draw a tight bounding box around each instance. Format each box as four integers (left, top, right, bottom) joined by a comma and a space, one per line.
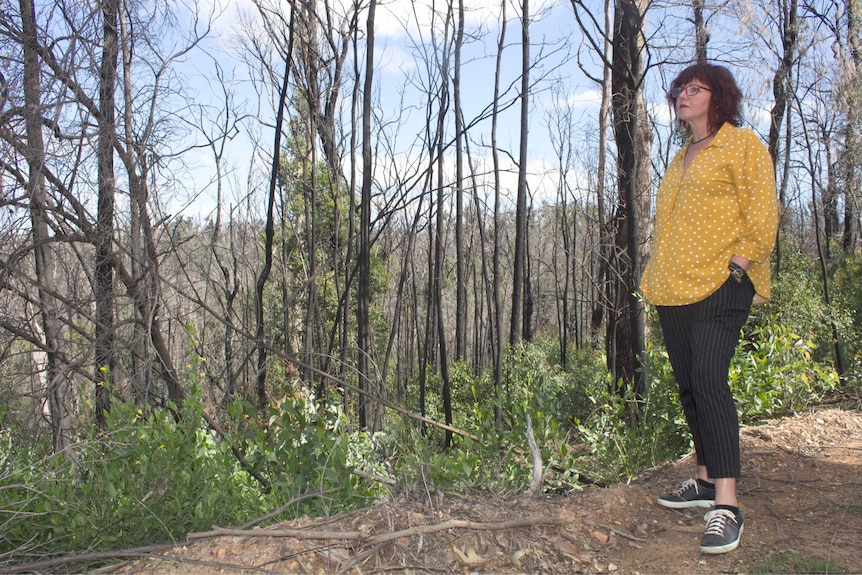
575, 342, 689, 483
235, 390, 380, 514
731, 317, 840, 421
0, 387, 383, 568
0, 393, 266, 565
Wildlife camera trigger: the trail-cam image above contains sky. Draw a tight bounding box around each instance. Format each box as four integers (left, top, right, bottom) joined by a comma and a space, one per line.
168, 0, 774, 222
168, 0, 611, 221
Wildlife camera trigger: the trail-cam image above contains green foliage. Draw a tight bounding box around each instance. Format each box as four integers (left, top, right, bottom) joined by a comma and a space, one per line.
758, 247, 846, 365
829, 252, 862, 385
0, 393, 266, 564
575, 343, 690, 483
0, 387, 380, 568
386, 346, 585, 495
730, 318, 840, 420
87, 397, 261, 547
231, 390, 380, 513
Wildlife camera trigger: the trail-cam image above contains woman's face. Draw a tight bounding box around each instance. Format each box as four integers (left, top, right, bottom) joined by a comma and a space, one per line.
673, 80, 712, 128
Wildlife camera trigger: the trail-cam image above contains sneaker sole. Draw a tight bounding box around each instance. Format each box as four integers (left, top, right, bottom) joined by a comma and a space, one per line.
657, 498, 715, 509
700, 524, 744, 554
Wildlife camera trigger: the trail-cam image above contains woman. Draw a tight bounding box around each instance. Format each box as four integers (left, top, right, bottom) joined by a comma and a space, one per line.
641, 62, 779, 554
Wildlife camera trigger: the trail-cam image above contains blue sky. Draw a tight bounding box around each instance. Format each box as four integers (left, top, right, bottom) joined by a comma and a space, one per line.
170, 0, 776, 221
168, 0, 610, 220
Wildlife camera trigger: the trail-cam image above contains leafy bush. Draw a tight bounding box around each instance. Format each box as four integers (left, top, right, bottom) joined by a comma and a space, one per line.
829, 252, 862, 388
233, 390, 381, 514
0, 394, 266, 564
731, 319, 840, 420
382, 345, 585, 495
0, 388, 381, 568
575, 342, 690, 483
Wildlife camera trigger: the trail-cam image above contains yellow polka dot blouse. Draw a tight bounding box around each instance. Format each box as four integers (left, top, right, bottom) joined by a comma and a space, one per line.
641, 124, 779, 306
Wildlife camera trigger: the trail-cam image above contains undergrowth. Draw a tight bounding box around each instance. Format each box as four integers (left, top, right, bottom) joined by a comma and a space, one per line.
0, 252, 855, 569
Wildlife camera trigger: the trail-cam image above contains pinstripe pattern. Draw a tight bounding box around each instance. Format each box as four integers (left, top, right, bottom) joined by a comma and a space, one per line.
657, 275, 754, 478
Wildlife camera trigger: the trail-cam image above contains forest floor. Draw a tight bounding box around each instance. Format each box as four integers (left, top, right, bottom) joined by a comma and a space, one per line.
106, 407, 862, 575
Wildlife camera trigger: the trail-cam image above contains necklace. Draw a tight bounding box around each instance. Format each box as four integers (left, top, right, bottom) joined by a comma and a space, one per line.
691, 131, 717, 145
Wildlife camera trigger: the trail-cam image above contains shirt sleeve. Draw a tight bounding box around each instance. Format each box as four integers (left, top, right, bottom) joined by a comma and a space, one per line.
732, 131, 779, 263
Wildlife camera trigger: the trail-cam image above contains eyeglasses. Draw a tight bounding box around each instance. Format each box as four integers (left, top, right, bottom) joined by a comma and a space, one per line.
669, 84, 711, 99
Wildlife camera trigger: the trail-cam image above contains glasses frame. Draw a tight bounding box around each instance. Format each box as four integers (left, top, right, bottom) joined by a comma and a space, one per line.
669, 84, 712, 99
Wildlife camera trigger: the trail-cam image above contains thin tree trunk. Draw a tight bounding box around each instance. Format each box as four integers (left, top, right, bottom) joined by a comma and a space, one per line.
357, 0, 377, 429
20, 0, 72, 453
768, 0, 798, 274
509, 0, 530, 347
797, 97, 846, 378
95, 0, 119, 431
454, 0, 467, 362
256, 14, 294, 410
434, 61, 453, 448
491, 0, 508, 428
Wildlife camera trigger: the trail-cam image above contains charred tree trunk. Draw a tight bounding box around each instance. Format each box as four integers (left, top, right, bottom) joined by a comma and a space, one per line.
357, 0, 377, 429
94, 0, 119, 431
256, 15, 294, 410
609, 0, 649, 399
510, 0, 530, 346
20, 0, 72, 453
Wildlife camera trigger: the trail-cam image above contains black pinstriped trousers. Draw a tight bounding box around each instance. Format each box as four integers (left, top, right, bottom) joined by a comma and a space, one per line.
656, 275, 755, 479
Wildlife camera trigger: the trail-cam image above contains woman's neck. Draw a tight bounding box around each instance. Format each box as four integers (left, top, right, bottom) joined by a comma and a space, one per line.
689, 121, 713, 143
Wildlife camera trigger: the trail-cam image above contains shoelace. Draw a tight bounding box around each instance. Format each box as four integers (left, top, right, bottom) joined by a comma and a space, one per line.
675, 478, 699, 496
703, 509, 737, 536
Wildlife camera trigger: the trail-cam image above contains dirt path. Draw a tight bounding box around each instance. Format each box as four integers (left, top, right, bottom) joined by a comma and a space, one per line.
111, 408, 862, 574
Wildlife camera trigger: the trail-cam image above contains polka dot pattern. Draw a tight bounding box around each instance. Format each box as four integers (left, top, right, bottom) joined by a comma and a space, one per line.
642, 124, 779, 306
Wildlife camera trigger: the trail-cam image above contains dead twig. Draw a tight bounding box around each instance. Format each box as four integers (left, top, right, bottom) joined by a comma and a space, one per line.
188, 525, 363, 541
0, 543, 179, 575
525, 413, 544, 497
188, 515, 563, 548
364, 516, 564, 546
599, 524, 648, 542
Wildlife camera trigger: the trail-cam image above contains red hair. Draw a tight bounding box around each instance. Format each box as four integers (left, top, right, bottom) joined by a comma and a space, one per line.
668, 63, 744, 133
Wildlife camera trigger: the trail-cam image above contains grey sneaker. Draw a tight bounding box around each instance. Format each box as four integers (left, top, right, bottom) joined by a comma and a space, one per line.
700, 508, 744, 554
657, 478, 715, 509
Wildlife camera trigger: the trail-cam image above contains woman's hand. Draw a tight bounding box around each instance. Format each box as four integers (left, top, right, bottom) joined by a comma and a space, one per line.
729, 255, 750, 271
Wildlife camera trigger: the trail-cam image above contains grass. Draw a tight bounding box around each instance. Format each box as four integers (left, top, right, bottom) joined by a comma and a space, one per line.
751, 551, 845, 574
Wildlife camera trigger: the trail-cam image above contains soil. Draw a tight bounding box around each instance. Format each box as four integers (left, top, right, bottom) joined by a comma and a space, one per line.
109, 408, 862, 575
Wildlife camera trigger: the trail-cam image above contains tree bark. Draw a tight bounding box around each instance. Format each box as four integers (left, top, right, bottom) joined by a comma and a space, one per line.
510, 0, 530, 346
20, 0, 72, 454
454, 0, 467, 362
492, 0, 508, 428
94, 0, 120, 431
609, 0, 650, 399
255, 13, 294, 410
357, 0, 377, 429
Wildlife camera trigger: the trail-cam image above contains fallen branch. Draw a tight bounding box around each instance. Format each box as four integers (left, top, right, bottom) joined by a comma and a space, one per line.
364, 516, 564, 546
188, 525, 362, 541
0, 543, 178, 575
4, 515, 564, 574
525, 413, 544, 496
188, 515, 563, 546
237, 490, 339, 530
